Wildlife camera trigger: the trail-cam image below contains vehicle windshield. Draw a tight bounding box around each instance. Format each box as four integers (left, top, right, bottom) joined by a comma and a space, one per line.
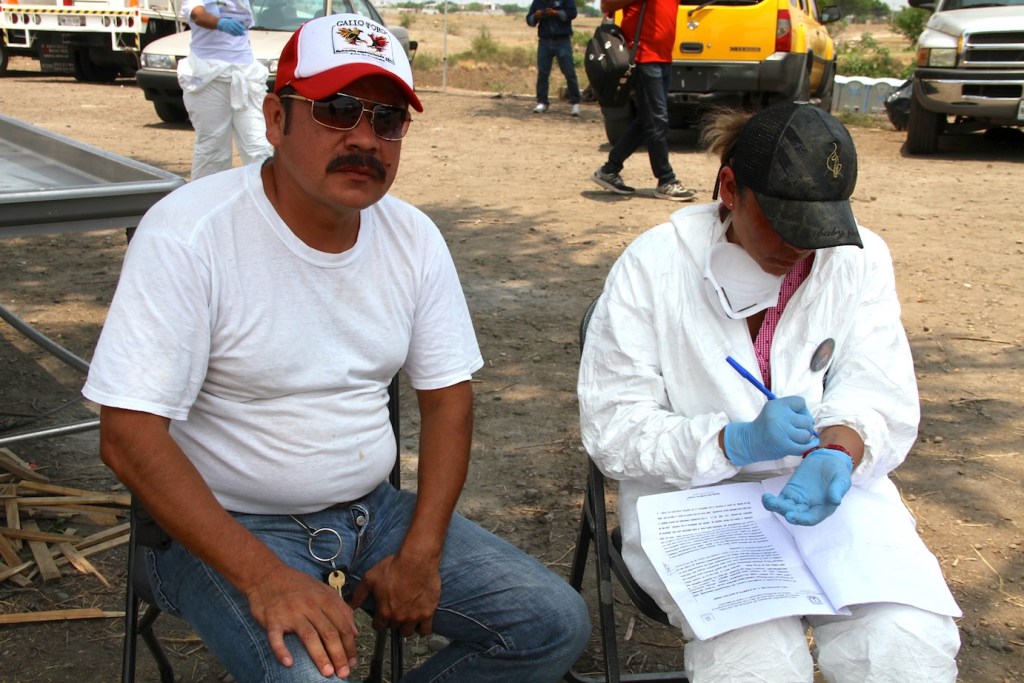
940, 0, 1024, 9
251, 0, 384, 31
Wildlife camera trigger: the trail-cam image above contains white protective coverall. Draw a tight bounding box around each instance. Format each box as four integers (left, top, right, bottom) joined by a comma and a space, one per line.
178, 0, 272, 180
578, 202, 961, 682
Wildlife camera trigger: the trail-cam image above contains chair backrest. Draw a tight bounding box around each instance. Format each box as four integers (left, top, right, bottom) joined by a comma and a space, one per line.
579, 296, 600, 353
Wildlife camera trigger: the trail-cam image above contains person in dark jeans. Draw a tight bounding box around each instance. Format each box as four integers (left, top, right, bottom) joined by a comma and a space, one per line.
591, 0, 695, 201
527, 0, 582, 116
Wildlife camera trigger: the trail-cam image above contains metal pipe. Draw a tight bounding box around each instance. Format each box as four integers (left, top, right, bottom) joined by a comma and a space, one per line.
0, 418, 100, 447
0, 304, 91, 374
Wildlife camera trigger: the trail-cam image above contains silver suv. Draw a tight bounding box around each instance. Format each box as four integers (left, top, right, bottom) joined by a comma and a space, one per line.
906, 0, 1024, 153
136, 0, 415, 123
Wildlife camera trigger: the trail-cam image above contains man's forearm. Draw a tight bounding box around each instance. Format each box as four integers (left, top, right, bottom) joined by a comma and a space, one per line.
399, 382, 473, 566
99, 406, 283, 594
189, 6, 221, 31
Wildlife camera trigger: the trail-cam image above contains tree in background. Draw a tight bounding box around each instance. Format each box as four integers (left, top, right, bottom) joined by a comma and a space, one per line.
891, 6, 931, 43
833, 0, 892, 21
837, 33, 913, 78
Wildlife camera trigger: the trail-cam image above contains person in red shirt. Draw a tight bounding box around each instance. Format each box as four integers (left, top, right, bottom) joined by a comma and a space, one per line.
590, 0, 696, 201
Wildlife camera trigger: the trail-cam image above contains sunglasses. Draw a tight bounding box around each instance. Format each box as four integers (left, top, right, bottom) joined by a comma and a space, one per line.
281, 93, 412, 141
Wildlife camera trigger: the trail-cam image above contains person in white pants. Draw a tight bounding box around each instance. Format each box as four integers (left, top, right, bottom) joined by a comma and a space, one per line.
579, 102, 961, 681
178, 0, 273, 180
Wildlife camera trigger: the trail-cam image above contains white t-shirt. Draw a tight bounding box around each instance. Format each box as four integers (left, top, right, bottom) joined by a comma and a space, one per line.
182, 0, 255, 64
84, 163, 483, 514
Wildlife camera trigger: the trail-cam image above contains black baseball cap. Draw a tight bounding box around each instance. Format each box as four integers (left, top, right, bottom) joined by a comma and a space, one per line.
730, 102, 863, 250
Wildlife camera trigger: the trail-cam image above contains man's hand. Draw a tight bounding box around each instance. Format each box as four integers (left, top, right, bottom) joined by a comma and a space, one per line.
762, 448, 853, 526
246, 563, 359, 678
600, 0, 636, 15
723, 396, 818, 466
350, 554, 441, 638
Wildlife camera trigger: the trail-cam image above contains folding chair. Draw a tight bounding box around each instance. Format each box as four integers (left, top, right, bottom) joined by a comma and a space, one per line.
565, 298, 688, 683
121, 376, 405, 683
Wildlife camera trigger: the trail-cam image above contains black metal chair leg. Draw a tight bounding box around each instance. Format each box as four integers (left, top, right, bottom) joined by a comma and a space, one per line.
121, 578, 140, 683
139, 604, 175, 683
565, 298, 688, 683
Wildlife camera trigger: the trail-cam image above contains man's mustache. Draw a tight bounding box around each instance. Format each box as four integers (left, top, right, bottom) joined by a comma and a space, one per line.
326, 154, 386, 181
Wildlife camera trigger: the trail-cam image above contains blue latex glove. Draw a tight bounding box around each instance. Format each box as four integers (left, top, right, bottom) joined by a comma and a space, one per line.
762, 448, 853, 526
722, 396, 818, 466
216, 17, 247, 35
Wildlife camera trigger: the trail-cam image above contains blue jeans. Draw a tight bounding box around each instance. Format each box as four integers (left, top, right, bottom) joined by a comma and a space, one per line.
536, 37, 581, 105
145, 481, 590, 682
602, 62, 676, 185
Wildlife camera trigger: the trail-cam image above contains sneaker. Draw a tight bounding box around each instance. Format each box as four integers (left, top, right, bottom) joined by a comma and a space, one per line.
654, 180, 697, 202
570, 103, 581, 117
533, 103, 549, 114
591, 169, 635, 195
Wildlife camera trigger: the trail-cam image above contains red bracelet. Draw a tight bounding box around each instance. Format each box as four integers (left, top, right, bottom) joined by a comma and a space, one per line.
803, 443, 853, 461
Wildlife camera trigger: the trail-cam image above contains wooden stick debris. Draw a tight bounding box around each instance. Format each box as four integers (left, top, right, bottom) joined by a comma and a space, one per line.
0, 448, 48, 482
0, 449, 130, 597
0, 608, 124, 625
57, 541, 111, 587
23, 521, 62, 582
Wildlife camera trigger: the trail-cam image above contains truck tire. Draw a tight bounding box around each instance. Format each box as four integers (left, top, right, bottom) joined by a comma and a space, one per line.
73, 48, 119, 83
906, 91, 944, 155
154, 100, 189, 124
1, 39, 9, 76
601, 100, 636, 145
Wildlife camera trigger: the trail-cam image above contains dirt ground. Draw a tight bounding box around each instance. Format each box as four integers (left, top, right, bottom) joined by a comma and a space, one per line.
1, 16, 1023, 681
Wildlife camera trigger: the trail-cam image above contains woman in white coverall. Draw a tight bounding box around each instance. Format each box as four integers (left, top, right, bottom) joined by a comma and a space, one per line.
577, 103, 962, 682
179, 0, 273, 179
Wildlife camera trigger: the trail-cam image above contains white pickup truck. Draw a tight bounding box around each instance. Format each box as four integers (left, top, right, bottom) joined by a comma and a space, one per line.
906, 0, 1024, 153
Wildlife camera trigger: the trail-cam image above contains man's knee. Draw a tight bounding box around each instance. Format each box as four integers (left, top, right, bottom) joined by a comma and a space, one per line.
258, 633, 353, 683
511, 575, 590, 664
545, 581, 591, 649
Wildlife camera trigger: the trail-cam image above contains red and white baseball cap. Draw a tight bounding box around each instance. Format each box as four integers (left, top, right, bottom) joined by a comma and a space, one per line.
274, 13, 422, 112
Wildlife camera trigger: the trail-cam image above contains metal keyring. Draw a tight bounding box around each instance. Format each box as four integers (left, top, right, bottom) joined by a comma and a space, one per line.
306, 526, 343, 563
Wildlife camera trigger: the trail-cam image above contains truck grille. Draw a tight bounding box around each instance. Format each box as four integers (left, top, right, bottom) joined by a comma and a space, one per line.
963, 31, 1024, 68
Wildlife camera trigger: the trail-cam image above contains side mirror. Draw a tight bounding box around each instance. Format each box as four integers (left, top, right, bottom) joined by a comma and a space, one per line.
819, 6, 842, 24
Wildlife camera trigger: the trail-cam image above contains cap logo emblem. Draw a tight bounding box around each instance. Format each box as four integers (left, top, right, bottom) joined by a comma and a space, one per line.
826, 142, 842, 179
337, 26, 389, 53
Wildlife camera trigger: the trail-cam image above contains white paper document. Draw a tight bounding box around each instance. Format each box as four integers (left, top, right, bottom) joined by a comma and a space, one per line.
637, 477, 961, 641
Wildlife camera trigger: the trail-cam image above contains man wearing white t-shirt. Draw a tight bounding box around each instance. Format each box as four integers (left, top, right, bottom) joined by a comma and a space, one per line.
178, 0, 273, 179
85, 15, 589, 683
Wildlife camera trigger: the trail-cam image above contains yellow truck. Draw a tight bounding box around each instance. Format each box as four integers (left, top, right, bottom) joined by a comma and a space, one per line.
601, 0, 842, 142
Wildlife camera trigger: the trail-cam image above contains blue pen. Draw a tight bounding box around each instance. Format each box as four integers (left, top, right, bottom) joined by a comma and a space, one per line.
726, 355, 776, 400
725, 355, 820, 437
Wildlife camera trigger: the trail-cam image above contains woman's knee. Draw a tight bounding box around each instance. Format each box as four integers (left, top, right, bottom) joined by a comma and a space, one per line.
813, 603, 960, 682
684, 617, 814, 682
